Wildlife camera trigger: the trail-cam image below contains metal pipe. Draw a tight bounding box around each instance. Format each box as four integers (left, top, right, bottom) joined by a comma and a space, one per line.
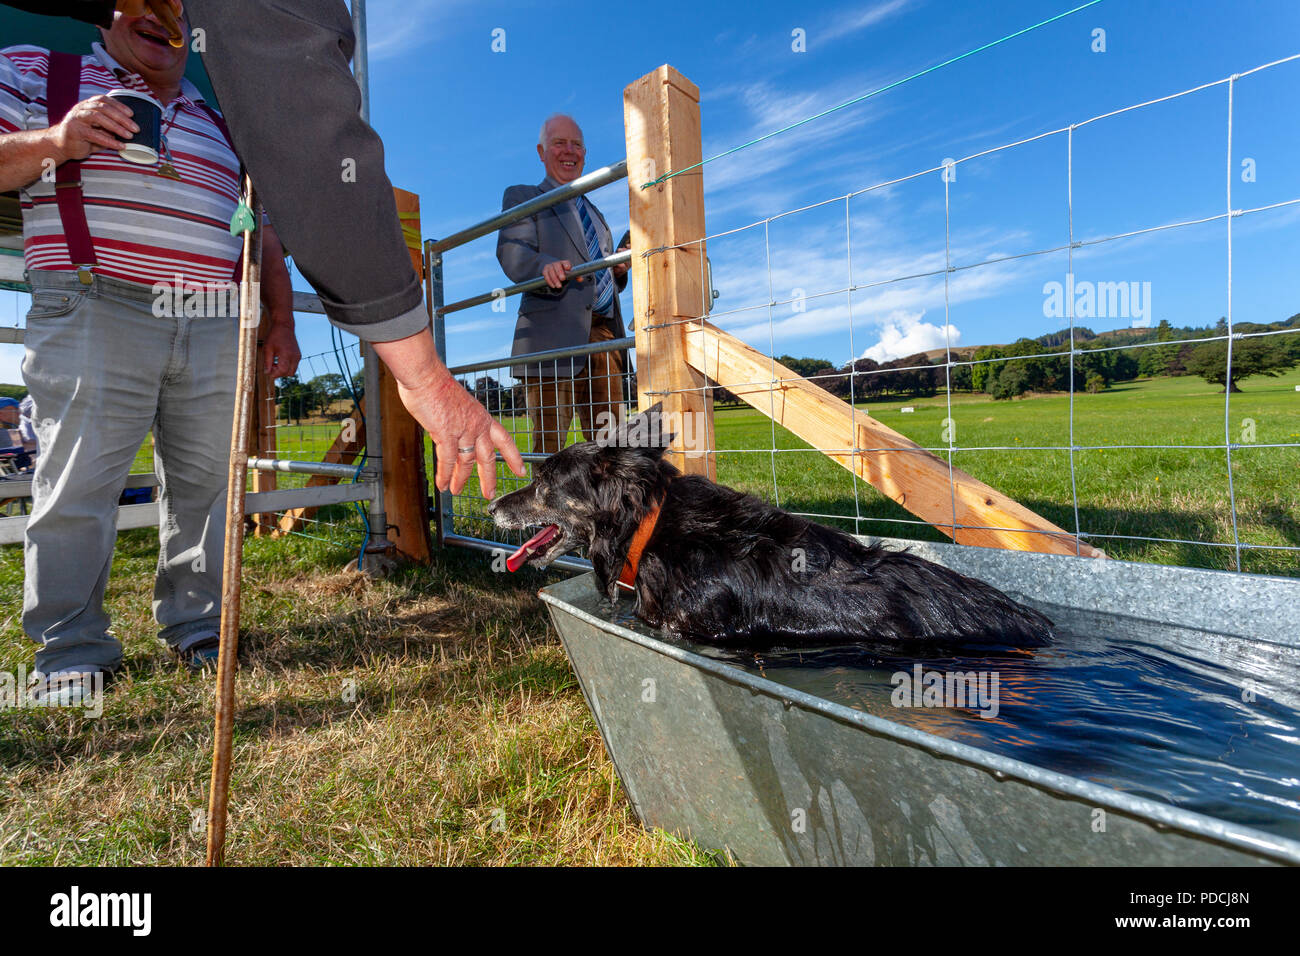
448, 335, 633, 377
247, 457, 367, 479
427, 161, 628, 254
438, 250, 631, 316
427, 243, 452, 548
350, 0, 370, 122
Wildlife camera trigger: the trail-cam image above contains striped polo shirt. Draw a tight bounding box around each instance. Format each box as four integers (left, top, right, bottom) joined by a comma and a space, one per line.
0, 42, 243, 287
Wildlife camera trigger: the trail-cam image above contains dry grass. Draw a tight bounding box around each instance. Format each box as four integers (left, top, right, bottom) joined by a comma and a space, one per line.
0, 532, 720, 866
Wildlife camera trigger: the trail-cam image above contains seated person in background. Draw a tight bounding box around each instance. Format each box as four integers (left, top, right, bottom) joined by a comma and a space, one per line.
0, 6, 300, 702
0, 396, 32, 471
496, 113, 629, 455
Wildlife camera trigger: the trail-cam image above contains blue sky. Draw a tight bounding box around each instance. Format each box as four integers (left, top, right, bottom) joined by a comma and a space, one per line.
3, 0, 1299, 387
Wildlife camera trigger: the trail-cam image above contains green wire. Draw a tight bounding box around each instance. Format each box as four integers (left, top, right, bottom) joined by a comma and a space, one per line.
641, 0, 1107, 189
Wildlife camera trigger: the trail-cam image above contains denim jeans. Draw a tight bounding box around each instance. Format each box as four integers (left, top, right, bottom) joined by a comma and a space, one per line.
21, 270, 237, 673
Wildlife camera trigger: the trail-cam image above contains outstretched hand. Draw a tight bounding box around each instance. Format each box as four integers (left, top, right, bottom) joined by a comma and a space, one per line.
399, 375, 525, 498
370, 330, 525, 498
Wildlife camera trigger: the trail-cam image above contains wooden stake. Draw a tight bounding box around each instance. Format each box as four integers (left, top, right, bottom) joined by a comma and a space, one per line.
206, 177, 263, 867
624, 65, 716, 480
376, 188, 432, 562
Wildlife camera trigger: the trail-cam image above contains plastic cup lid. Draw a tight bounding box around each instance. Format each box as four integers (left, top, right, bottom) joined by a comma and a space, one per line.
106, 88, 162, 110
119, 143, 159, 165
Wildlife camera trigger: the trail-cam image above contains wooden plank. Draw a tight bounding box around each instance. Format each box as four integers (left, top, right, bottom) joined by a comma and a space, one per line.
623, 65, 715, 479
274, 402, 365, 535
682, 319, 1103, 557
376, 187, 432, 563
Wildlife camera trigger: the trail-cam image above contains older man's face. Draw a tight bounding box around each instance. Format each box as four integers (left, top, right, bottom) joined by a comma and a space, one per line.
537, 117, 586, 185
102, 9, 189, 92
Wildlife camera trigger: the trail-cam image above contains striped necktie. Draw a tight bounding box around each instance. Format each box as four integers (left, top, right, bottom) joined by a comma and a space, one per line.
576, 195, 615, 316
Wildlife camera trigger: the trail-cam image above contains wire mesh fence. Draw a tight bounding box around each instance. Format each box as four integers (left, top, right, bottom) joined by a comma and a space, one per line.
438, 53, 1300, 579
441, 342, 633, 555
1, 305, 373, 554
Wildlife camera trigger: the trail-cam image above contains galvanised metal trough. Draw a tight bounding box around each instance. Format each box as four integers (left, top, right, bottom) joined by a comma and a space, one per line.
538, 537, 1300, 866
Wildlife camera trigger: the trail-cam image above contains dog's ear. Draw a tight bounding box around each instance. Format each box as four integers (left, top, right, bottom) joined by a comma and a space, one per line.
599, 402, 676, 458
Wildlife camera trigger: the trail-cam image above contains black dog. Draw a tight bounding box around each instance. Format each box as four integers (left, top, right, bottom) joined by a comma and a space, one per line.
488, 405, 1053, 649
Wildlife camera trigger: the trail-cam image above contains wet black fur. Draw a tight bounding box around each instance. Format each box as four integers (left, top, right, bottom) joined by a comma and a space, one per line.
489, 405, 1053, 649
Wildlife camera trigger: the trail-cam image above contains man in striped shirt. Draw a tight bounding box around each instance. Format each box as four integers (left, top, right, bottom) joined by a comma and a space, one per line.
0, 7, 300, 701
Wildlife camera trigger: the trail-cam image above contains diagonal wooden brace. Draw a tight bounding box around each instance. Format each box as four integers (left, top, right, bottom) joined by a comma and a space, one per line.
681, 318, 1103, 558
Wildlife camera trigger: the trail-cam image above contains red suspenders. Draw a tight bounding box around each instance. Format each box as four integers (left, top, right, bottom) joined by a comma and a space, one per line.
43, 52, 247, 284
45, 52, 96, 276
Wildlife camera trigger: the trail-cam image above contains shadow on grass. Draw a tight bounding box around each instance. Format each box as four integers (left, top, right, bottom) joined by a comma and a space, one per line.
0, 547, 573, 768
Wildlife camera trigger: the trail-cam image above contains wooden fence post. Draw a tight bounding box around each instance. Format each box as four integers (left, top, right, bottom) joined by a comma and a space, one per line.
624, 65, 716, 480
375, 188, 432, 562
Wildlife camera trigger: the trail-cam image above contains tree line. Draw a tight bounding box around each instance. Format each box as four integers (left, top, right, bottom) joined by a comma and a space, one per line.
723, 314, 1300, 403
256, 312, 1297, 424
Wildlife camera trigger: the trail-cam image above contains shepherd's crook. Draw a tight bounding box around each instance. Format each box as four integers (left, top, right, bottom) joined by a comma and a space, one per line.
206, 175, 263, 866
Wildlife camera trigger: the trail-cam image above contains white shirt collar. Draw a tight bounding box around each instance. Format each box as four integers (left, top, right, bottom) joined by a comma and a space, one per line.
90, 41, 204, 105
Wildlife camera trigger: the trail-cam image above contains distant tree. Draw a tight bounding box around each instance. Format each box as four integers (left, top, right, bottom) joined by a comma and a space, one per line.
350, 368, 365, 400
989, 362, 1033, 400
776, 355, 836, 380
472, 375, 512, 415
312, 373, 347, 402
1138, 319, 1179, 377
947, 361, 973, 392
971, 346, 1002, 392
1085, 373, 1105, 393
1186, 338, 1299, 392
276, 375, 312, 423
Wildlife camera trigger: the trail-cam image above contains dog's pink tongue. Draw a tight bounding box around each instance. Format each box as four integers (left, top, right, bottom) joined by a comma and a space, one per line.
506, 525, 560, 572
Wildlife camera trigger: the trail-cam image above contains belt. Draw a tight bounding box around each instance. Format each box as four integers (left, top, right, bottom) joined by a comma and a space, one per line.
26, 268, 160, 305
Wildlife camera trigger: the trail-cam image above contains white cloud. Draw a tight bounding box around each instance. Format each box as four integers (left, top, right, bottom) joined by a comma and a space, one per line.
364, 0, 466, 62
819, 0, 915, 45
859, 309, 959, 361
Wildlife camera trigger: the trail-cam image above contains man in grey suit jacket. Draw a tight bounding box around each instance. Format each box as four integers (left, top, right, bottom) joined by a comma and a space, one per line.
496, 114, 628, 455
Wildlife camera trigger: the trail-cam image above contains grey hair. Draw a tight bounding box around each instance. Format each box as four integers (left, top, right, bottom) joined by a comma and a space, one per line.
538, 113, 582, 148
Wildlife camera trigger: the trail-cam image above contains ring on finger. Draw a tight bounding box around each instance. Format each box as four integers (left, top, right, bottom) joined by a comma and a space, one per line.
457, 445, 476, 458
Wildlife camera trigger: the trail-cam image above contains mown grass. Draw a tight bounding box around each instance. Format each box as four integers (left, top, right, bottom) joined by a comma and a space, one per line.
3, 369, 1295, 866
0, 525, 721, 866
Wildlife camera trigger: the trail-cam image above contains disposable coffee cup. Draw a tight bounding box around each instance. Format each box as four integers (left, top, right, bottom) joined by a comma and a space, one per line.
105, 89, 162, 165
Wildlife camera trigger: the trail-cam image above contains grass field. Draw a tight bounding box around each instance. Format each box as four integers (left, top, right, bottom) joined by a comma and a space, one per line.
1, 369, 1295, 865
460, 369, 1300, 578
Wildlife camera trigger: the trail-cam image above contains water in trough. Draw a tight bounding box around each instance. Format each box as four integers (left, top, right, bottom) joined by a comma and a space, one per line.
594, 593, 1300, 841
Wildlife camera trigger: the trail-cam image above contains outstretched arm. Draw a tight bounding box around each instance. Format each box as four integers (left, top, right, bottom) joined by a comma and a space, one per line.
371, 330, 525, 498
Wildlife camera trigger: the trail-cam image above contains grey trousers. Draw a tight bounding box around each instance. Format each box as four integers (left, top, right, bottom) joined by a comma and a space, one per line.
21, 270, 237, 674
